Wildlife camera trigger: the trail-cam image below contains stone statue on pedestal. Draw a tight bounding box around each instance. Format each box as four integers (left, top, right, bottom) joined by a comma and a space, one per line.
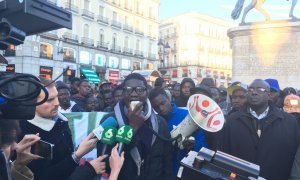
232, 0, 299, 24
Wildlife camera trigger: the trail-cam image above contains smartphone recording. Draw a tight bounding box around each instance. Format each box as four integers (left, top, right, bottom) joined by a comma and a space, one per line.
31, 140, 54, 161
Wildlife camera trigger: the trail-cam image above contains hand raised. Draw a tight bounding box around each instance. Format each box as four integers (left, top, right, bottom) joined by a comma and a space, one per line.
14, 134, 43, 171
75, 132, 97, 158
127, 102, 145, 132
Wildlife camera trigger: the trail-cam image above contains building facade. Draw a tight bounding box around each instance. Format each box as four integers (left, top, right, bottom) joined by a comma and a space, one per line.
3, 0, 160, 84
159, 12, 233, 86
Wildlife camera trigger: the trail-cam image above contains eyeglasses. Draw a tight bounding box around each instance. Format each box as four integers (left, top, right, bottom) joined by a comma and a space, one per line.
123, 86, 147, 95
248, 87, 268, 93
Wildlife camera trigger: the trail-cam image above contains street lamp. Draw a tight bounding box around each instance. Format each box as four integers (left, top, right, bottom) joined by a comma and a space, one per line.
157, 38, 170, 75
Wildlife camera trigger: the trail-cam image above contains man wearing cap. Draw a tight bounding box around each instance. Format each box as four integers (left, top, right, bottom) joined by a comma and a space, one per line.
264, 78, 281, 107
283, 94, 300, 129
220, 79, 300, 180
227, 82, 248, 116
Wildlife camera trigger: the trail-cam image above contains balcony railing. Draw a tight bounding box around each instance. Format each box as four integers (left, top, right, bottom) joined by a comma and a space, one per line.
4, 49, 16, 57
171, 48, 177, 53
63, 56, 76, 62
62, 32, 79, 42
64, 2, 79, 13
82, 9, 94, 19
135, 29, 144, 36
40, 52, 53, 60
123, 47, 133, 55
148, 53, 156, 60
97, 15, 109, 24
97, 41, 109, 49
123, 24, 133, 32
48, 0, 57, 5
41, 31, 58, 39
81, 37, 94, 46
110, 45, 122, 53
134, 50, 144, 57
111, 20, 122, 29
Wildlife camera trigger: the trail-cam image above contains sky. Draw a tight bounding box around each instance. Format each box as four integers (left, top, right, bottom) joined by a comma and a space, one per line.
159, 0, 300, 22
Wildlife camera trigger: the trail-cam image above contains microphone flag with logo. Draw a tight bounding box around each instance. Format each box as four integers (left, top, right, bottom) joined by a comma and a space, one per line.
116, 125, 133, 155
99, 126, 117, 155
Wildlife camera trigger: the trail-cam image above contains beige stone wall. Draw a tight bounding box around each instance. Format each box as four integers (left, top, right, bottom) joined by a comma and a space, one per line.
228, 21, 300, 89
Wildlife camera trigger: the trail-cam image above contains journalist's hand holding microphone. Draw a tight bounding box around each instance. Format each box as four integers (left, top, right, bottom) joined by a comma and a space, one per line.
74, 132, 98, 159
109, 144, 124, 180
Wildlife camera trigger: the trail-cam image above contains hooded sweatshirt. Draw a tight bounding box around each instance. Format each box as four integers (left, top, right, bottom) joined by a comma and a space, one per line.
175, 78, 195, 107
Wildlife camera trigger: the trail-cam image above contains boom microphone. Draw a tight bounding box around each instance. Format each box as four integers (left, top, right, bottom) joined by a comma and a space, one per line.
93, 117, 118, 140
99, 126, 117, 155
116, 125, 133, 155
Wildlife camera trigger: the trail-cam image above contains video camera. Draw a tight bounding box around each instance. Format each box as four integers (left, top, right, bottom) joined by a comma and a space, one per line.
178, 147, 265, 180
0, 0, 72, 50
0, 0, 72, 120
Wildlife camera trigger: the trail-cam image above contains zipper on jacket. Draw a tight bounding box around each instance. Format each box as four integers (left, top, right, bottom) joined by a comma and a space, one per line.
137, 159, 144, 177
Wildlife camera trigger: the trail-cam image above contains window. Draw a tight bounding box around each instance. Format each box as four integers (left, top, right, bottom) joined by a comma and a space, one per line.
173, 55, 176, 65
136, 20, 140, 30
113, 11, 117, 21
63, 47, 76, 62
133, 62, 141, 70
4, 44, 16, 57
149, 7, 152, 18
99, 29, 104, 43
136, 39, 140, 51
84, 0, 89, 9
112, 33, 117, 49
148, 25, 152, 36
149, 43, 152, 54
124, 16, 128, 25
124, 36, 129, 48
99, 6, 104, 16
40, 42, 53, 60
136, 1, 140, 13
83, 24, 89, 37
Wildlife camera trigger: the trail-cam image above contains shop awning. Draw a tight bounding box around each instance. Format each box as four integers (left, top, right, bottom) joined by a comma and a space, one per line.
80, 67, 100, 84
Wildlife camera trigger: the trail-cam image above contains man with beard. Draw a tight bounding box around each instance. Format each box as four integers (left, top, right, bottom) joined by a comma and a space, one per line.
20, 77, 98, 180
175, 78, 195, 107
220, 79, 300, 180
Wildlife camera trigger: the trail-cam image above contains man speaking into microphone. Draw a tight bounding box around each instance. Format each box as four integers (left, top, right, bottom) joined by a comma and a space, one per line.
97, 73, 173, 180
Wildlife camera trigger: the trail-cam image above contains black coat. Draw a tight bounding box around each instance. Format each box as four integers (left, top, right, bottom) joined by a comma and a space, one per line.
97, 114, 174, 180
219, 105, 300, 180
67, 162, 97, 180
19, 118, 78, 180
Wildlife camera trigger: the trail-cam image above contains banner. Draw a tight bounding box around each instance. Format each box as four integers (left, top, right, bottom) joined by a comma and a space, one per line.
64, 112, 108, 161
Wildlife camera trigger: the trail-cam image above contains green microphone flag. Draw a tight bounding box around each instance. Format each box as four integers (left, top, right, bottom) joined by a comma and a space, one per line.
101, 126, 117, 145
116, 125, 133, 144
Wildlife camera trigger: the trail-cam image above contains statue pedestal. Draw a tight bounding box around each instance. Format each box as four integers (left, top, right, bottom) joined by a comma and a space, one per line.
228, 20, 300, 88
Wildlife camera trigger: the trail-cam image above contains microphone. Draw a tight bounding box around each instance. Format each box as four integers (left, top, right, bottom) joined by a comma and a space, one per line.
116, 125, 133, 155
93, 117, 118, 140
99, 126, 117, 155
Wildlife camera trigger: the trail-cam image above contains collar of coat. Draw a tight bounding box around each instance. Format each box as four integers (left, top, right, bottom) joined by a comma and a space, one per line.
27, 112, 68, 132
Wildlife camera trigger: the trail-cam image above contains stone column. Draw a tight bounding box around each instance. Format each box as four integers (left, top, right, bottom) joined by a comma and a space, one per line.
228, 21, 300, 88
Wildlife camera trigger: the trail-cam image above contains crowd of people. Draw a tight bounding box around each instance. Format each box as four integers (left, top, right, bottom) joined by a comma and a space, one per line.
3, 73, 300, 180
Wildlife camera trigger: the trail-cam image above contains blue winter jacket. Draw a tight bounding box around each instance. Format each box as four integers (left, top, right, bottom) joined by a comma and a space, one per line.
167, 104, 207, 175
